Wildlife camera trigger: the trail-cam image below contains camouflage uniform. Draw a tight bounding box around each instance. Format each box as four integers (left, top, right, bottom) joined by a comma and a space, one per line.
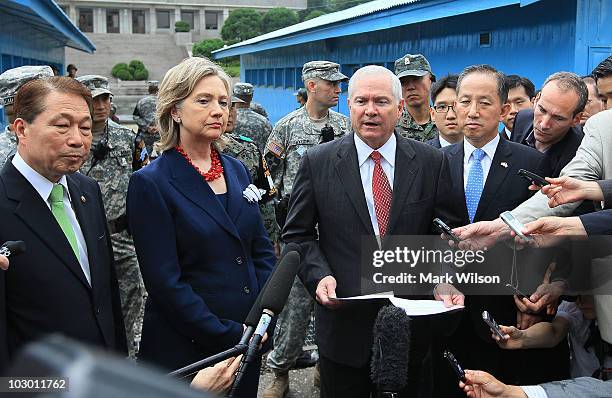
265, 106, 349, 196
263, 61, 349, 379
132, 94, 160, 156
394, 53, 439, 142
232, 83, 273, 152
250, 101, 269, 119
0, 126, 17, 169
0, 66, 54, 168
234, 108, 272, 152
217, 133, 279, 242
397, 106, 438, 142
77, 75, 146, 359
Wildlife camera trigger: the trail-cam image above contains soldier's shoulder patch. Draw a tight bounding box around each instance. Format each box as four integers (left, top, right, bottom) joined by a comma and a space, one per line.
267, 140, 284, 158
238, 135, 254, 143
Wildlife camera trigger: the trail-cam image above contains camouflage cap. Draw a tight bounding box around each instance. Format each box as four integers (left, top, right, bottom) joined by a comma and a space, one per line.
147, 80, 159, 88
394, 54, 435, 80
76, 75, 112, 98
0, 65, 54, 106
234, 82, 254, 96
302, 61, 347, 82
231, 95, 245, 104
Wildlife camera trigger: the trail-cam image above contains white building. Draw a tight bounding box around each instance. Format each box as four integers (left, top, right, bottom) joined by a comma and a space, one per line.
57, 0, 307, 41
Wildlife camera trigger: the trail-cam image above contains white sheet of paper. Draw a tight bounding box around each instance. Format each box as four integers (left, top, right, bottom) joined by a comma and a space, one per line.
389, 297, 464, 316
329, 291, 394, 301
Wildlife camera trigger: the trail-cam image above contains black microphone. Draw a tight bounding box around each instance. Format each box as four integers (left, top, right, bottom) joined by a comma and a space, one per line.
370, 305, 411, 397
228, 248, 301, 396
240, 242, 301, 345
0, 240, 26, 258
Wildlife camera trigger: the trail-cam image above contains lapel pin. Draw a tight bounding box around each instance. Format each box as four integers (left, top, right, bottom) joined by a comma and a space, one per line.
81, 195, 86, 203
500, 162, 508, 168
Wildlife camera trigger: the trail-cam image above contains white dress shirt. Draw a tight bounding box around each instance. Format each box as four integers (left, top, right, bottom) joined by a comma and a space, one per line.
354, 133, 396, 236
463, 134, 500, 190
504, 127, 512, 140
438, 135, 456, 148
12, 152, 91, 285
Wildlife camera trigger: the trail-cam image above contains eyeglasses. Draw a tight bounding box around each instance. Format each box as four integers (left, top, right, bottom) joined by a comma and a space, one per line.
433, 104, 455, 113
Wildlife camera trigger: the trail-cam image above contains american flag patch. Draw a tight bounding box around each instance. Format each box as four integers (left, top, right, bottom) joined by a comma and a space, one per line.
267, 140, 285, 158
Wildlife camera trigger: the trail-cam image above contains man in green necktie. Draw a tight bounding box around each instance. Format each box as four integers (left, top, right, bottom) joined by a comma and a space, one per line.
0, 75, 127, 368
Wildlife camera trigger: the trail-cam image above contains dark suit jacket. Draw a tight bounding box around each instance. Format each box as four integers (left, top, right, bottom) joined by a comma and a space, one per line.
0, 160, 126, 369
127, 149, 275, 373
284, 131, 460, 368
442, 139, 550, 330
440, 139, 569, 388
442, 138, 550, 227
426, 136, 442, 148
578, 179, 612, 234
512, 109, 584, 178
581, 210, 612, 235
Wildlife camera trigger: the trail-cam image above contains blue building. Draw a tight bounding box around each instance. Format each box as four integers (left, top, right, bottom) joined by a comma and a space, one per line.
214, 0, 612, 124
1, 0, 95, 125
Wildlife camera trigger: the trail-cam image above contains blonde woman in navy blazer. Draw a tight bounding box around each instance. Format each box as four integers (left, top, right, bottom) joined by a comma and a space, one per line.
127, 58, 275, 396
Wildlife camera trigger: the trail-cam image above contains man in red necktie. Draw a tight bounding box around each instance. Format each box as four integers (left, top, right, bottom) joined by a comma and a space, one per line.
282, 65, 463, 397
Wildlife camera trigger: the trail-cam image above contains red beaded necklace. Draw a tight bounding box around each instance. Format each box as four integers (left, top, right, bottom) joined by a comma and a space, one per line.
176, 144, 224, 181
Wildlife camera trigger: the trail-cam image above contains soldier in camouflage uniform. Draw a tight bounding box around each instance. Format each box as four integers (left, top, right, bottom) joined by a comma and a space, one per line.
77, 75, 146, 360
395, 53, 439, 142
132, 81, 159, 167
262, 61, 350, 398
217, 96, 279, 244
233, 83, 273, 152
0, 66, 54, 170
250, 101, 269, 119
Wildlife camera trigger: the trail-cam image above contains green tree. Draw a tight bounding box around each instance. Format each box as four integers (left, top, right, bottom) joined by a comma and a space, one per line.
221, 9, 262, 45
193, 38, 226, 60
175, 20, 190, 32
261, 8, 299, 34
304, 10, 326, 20
329, 0, 370, 11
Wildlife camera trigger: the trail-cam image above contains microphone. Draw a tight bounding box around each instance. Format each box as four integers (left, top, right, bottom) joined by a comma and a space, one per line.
240, 242, 301, 345
370, 305, 411, 397
0, 240, 26, 258
228, 247, 301, 396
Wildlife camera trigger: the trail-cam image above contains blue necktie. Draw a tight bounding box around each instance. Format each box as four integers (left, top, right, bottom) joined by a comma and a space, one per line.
465, 148, 486, 223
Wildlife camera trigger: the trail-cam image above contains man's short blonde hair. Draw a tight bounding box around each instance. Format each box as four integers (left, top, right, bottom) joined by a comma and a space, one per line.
155, 57, 232, 152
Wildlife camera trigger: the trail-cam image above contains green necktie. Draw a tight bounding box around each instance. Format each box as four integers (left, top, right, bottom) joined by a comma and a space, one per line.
49, 184, 79, 260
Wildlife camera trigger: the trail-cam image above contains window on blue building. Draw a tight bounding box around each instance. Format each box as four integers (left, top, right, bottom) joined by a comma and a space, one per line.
275, 68, 283, 88
341, 64, 360, 92
341, 64, 360, 79
295, 68, 302, 89
479, 32, 491, 47
266, 69, 274, 87
244, 69, 253, 84
285, 68, 294, 89
258, 69, 265, 86
0, 54, 10, 72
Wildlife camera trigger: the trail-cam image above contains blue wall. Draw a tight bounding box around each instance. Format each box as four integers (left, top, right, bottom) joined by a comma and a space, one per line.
574, 0, 612, 74
0, 11, 66, 126
240, 0, 611, 125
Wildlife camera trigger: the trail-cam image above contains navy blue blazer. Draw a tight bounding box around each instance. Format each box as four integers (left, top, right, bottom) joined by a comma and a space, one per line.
127, 149, 275, 371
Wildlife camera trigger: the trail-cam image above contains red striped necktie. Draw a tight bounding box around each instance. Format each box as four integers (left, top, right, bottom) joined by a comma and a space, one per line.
370, 150, 392, 237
